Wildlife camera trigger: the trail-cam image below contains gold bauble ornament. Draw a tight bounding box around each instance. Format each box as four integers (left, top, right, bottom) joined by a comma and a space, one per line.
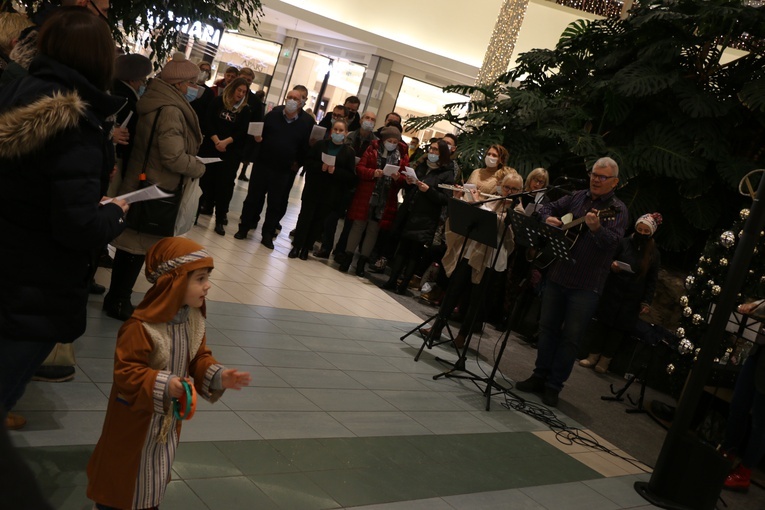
712, 285, 721, 296
696, 267, 705, 276
666, 364, 676, 375
680, 295, 689, 306
692, 314, 703, 325
740, 208, 750, 220
720, 258, 729, 266
676, 327, 685, 338
720, 231, 736, 248
683, 306, 692, 317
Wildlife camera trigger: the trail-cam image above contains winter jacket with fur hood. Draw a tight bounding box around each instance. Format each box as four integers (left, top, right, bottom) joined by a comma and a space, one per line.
0, 55, 127, 343
111, 77, 205, 255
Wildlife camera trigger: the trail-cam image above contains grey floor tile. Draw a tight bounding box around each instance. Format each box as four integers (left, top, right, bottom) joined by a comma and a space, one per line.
320, 352, 400, 373
520, 481, 621, 510
294, 335, 374, 355
250, 472, 340, 510
313, 313, 378, 329
223, 386, 321, 411
444, 488, 546, 509
205, 300, 264, 317
15, 382, 107, 412
43, 483, 91, 510
203, 344, 259, 365
298, 388, 398, 412
9, 411, 106, 447
269, 319, 344, 338
205, 315, 284, 333
243, 348, 335, 369
329, 411, 431, 437
375, 390, 467, 412
237, 411, 353, 439
161, 480, 210, 510
76, 357, 115, 384
345, 371, 432, 391
335, 325, 403, 342
73, 336, 118, 359
82, 318, 122, 338
178, 410, 261, 442
204, 327, 237, 346
406, 411, 506, 435
345, 497, 455, 509
356, 340, 419, 359
584, 475, 656, 509
270, 367, 362, 389
245, 365, 290, 388
222, 329, 309, 350
252, 305, 325, 323
186, 476, 279, 510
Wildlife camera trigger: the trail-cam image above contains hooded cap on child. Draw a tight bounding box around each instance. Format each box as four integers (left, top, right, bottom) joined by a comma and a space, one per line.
132, 237, 214, 323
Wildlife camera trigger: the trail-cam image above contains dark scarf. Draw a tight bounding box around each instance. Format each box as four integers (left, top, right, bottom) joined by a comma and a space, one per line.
369, 144, 401, 221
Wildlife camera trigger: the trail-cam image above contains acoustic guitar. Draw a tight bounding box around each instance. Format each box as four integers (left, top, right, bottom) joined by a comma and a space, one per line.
529, 206, 618, 268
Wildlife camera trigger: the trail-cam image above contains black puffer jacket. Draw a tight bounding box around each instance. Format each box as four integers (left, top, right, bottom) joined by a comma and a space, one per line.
0, 55, 127, 343
396, 161, 454, 244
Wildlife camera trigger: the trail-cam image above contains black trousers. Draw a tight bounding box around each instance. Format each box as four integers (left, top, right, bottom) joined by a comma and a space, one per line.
293, 198, 332, 252
386, 237, 426, 289
105, 249, 145, 302
239, 166, 293, 236
200, 159, 239, 223
435, 258, 489, 337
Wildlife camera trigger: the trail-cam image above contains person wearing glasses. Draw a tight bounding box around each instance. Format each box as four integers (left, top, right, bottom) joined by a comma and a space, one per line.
514, 157, 627, 407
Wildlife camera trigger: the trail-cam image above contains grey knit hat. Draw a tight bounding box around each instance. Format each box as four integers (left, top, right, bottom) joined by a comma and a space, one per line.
379, 126, 401, 142
159, 52, 198, 84
114, 54, 152, 82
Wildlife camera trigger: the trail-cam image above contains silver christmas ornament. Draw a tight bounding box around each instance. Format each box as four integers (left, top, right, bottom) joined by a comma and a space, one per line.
676, 327, 685, 338
720, 231, 736, 248
683, 306, 692, 317
685, 276, 695, 289
666, 364, 676, 375
741, 208, 750, 220
707, 280, 714, 287
692, 314, 703, 325
678, 339, 694, 355
720, 258, 729, 267
696, 267, 705, 276
680, 295, 689, 306
712, 285, 721, 296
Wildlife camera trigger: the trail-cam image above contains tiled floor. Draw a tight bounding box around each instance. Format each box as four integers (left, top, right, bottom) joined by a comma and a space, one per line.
10, 178, 661, 509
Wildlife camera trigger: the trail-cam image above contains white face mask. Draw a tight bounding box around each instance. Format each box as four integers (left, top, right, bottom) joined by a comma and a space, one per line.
285, 99, 299, 113
361, 120, 375, 131
384, 141, 398, 152
485, 156, 498, 168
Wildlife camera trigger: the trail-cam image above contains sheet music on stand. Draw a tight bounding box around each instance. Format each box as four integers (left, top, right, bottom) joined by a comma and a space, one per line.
507, 210, 574, 264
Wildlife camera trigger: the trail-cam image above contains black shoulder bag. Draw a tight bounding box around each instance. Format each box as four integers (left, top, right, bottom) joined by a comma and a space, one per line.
125, 107, 185, 236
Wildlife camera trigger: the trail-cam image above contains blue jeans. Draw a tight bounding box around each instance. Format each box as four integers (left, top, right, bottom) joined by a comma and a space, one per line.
533, 281, 600, 391
722, 349, 765, 468
0, 338, 57, 413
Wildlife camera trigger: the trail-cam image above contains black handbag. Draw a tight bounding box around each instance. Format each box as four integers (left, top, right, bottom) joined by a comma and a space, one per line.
125, 107, 183, 236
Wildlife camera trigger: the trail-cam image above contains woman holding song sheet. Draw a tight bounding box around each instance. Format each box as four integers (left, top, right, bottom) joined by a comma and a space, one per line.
290, 119, 356, 260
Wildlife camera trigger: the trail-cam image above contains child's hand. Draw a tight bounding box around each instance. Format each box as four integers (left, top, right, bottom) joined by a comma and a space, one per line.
168, 377, 185, 399
221, 369, 252, 390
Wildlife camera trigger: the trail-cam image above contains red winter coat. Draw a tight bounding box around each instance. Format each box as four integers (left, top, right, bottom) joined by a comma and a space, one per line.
346, 140, 409, 230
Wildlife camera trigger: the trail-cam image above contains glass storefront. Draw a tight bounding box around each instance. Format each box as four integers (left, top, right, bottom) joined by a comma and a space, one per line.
208, 33, 282, 93
286, 50, 365, 121
394, 76, 468, 143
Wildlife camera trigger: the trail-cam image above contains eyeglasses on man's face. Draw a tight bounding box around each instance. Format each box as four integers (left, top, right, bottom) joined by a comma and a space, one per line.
588, 171, 616, 182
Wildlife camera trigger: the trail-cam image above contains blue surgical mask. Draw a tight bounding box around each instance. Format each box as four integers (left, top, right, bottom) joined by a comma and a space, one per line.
427, 153, 439, 163
137, 84, 146, 97
361, 120, 374, 131
331, 133, 345, 144
285, 99, 299, 113
384, 141, 397, 152
184, 85, 199, 102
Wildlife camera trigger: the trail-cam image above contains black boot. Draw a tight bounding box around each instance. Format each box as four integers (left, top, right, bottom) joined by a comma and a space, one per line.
288, 247, 300, 259
338, 253, 352, 273
214, 222, 226, 236
299, 248, 309, 260
355, 256, 368, 277
234, 225, 249, 240
103, 250, 144, 321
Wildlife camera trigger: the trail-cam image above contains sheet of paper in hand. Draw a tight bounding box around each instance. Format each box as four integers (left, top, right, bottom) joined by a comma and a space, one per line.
382, 164, 399, 177
248, 122, 264, 136
321, 153, 336, 166
100, 184, 174, 205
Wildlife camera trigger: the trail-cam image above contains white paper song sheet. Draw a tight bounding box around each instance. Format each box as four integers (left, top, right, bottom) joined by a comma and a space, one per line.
614, 261, 634, 273
382, 164, 399, 177
196, 157, 223, 164
321, 153, 336, 166
402, 166, 417, 181
101, 184, 174, 205
310, 125, 326, 140
248, 122, 264, 136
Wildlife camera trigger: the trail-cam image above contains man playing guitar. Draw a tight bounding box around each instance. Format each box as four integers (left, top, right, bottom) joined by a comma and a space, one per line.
514, 157, 628, 406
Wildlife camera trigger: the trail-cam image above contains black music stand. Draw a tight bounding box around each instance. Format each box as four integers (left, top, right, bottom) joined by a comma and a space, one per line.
480, 210, 572, 410
400, 198, 498, 362
430, 199, 501, 380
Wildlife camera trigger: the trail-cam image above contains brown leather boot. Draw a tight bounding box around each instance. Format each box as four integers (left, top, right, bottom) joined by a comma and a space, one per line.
594, 356, 612, 374
5, 412, 26, 430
